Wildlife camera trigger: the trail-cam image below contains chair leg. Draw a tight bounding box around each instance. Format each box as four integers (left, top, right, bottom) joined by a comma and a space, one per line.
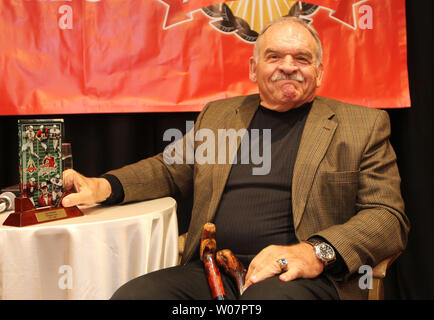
368, 278, 384, 300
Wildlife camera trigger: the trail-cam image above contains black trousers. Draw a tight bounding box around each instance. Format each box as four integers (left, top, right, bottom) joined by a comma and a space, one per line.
111, 260, 339, 300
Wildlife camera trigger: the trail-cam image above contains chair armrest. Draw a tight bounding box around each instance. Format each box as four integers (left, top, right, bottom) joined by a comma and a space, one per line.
372, 251, 402, 279
178, 232, 188, 264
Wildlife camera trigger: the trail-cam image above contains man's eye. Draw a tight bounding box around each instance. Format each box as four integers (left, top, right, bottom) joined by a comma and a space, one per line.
297, 57, 310, 64
267, 55, 279, 60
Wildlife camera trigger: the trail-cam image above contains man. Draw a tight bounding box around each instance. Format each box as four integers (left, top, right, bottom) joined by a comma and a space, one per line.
36, 125, 49, 155
49, 124, 62, 158
37, 182, 52, 207
21, 125, 40, 160
23, 177, 39, 206
50, 174, 63, 205
62, 17, 409, 300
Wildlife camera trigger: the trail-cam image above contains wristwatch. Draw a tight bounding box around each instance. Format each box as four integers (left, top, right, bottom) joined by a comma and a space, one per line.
304, 238, 336, 267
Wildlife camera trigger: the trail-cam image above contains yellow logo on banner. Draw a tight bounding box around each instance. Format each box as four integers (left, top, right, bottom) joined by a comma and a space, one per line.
225, 0, 298, 34
202, 1, 319, 42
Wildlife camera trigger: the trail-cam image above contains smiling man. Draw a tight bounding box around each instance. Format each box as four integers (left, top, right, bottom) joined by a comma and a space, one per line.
249, 18, 323, 112
63, 17, 409, 300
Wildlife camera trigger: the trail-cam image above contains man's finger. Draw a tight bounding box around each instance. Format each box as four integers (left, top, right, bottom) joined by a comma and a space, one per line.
279, 266, 302, 282
244, 264, 279, 292
62, 192, 84, 207
63, 169, 78, 192
245, 264, 255, 284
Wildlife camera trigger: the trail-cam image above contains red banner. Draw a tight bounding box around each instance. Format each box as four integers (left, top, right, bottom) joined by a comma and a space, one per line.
0, 0, 410, 115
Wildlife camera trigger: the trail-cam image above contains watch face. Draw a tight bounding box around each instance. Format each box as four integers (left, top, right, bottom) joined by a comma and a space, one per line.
318, 244, 335, 261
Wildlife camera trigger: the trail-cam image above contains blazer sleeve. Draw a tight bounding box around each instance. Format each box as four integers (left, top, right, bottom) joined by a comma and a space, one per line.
104, 103, 213, 204
312, 110, 410, 276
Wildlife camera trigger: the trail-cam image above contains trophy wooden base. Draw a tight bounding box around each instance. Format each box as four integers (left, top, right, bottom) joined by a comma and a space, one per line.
2, 193, 83, 227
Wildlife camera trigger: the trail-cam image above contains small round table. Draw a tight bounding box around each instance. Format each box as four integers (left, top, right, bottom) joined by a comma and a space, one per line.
0, 197, 178, 299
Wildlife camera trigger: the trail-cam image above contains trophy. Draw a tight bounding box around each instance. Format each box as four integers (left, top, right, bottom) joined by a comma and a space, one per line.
3, 119, 83, 227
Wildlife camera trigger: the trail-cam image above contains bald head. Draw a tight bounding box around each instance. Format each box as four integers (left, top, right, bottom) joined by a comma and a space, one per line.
254, 17, 323, 67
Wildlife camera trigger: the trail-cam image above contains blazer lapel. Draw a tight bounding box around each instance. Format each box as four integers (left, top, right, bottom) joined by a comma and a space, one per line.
292, 97, 337, 231
205, 95, 337, 228
205, 94, 260, 222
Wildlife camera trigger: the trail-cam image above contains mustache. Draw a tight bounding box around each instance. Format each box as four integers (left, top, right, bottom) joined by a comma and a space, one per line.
271, 72, 304, 82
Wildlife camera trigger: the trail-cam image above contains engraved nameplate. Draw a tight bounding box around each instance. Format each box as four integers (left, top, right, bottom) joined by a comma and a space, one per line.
35, 208, 67, 222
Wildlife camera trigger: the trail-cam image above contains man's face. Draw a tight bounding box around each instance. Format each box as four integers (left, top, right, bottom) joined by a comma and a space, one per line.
249, 22, 324, 112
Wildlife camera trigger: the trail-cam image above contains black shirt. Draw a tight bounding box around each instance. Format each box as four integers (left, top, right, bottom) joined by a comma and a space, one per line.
213, 102, 312, 263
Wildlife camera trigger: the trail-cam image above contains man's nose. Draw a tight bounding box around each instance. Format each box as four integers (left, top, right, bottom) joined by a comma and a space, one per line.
279, 55, 298, 73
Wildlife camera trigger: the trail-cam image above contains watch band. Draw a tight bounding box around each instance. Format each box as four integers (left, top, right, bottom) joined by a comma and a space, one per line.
304, 238, 336, 267
305, 238, 322, 247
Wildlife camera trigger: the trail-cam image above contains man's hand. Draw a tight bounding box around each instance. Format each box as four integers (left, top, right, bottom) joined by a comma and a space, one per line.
62, 169, 112, 207
243, 242, 324, 293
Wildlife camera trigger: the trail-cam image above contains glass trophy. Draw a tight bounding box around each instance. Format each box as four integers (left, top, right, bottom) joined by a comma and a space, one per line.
3, 119, 83, 227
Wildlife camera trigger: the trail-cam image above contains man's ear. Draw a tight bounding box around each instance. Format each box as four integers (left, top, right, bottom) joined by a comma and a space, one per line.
316, 63, 324, 88
249, 56, 257, 83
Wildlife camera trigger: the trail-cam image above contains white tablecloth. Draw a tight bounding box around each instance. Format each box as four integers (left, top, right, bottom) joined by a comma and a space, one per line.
0, 197, 178, 300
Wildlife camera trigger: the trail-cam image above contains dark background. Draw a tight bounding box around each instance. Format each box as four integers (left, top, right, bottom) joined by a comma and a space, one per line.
0, 0, 432, 299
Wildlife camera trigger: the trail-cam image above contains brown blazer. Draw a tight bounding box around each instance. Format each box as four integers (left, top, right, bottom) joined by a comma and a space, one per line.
108, 94, 410, 299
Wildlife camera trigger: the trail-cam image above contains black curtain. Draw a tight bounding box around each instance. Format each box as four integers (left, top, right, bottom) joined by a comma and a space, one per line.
383, 0, 434, 299
0, 0, 432, 299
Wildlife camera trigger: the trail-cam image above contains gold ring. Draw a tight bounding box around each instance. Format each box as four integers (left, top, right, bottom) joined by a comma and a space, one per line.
276, 258, 288, 273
